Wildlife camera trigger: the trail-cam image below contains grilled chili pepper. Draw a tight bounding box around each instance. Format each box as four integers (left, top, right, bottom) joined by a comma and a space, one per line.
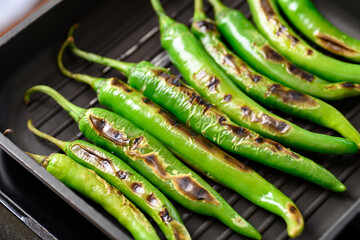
27, 118, 260, 239
150, 0, 357, 155
25, 91, 190, 240
277, 0, 360, 63
247, 0, 360, 83
191, 0, 360, 148
62, 30, 349, 191
208, 0, 360, 100
25, 87, 263, 239
56, 46, 306, 237
26, 152, 159, 240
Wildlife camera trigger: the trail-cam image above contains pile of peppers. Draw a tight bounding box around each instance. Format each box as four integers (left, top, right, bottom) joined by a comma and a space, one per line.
15, 0, 360, 239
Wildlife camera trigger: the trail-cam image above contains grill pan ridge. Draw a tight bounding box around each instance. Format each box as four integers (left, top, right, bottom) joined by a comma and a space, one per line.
1, 0, 360, 239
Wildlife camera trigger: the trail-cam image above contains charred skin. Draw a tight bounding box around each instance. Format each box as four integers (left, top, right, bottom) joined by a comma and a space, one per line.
190, 16, 359, 146
277, 0, 360, 62
93, 73, 307, 237
248, 0, 360, 83
63, 139, 186, 240
127, 61, 349, 192
208, 1, 360, 100
40, 153, 159, 240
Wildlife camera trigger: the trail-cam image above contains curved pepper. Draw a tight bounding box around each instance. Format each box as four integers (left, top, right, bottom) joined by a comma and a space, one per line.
247, 0, 360, 83
25, 88, 190, 240
25, 86, 263, 240
56, 44, 306, 236
26, 152, 159, 240
61, 29, 348, 191
207, 0, 360, 100
149, 0, 357, 154
191, 0, 360, 148
27, 117, 260, 239
277, 0, 360, 63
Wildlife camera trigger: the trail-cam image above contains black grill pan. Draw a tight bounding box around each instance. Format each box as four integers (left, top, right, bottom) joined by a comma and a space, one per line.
1, 0, 360, 239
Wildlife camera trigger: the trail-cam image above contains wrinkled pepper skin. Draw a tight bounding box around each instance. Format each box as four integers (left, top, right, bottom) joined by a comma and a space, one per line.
150, 0, 357, 155
25, 87, 190, 240
247, 0, 360, 83
277, 0, 360, 63
56, 42, 305, 237
27, 152, 159, 240
207, 0, 360, 100
25, 87, 261, 240
61, 32, 347, 192
190, 1, 360, 148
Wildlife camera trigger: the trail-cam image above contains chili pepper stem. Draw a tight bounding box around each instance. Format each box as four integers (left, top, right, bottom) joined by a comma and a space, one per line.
207, 0, 228, 14
150, 0, 176, 32
25, 152, 47, 164
66, 26, 135, 77
24, 85, 86, 123
57, 37, 104, 91
193, 0, 207, 20
27, 119, 67, 152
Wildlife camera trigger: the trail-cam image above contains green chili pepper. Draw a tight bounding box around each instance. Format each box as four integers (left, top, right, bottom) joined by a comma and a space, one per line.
277, 0, 360, 63
191, 0, 360, 148
62, 28, 348, 192
149, 0, 357, 155
26, 116, 260, 240
26, 152, 159, 240
247, 0, 360, 83
56, 42, 306, 237
208, 0, 360, 101
25, 90, 190, 240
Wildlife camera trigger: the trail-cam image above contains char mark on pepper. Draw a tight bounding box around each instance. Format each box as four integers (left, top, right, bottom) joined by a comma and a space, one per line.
173, 175, 219, 204
195, 20, 217, 33
146, 193, 160, 207
110, 78, 133, 92
223, 154, 252, 172
217, 115, 253, 138
260, 0, 275, 19
159, 208, 172, 223
316, 33, 357, 55
223, 94, 232, 102
90, 115, 130, 145
269, 84, 317, 106
143, 154, 169, 179
206, 76, 220, 92
341, 82, 355, 88
240, 106, 291, 134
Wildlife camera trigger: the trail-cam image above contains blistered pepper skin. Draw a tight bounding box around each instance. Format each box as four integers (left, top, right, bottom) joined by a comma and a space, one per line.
56, 36, 305, 237
150, 0, 357, 155
277, 0, 360, 63
60, 33, 347, 193
247, 0, 360, 83
28, 153, 159, 240
190, 2, 360, 149
24, 87, 190, 240
208, 0, 360, 100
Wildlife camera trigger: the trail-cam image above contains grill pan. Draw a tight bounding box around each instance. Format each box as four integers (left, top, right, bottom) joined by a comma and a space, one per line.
1, 0, 360, 239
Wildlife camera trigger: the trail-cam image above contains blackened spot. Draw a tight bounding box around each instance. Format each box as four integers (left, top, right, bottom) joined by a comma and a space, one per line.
218, 116, 226, 125
90, 115, 130, 145
262, 45, 285, 63
255, 137, 264, 143
196, 20, 217, 32
316, 33, 357, 55
276, 25, 287, 36
116, 170, 130, 179
207, 77, 220, 91
342, 82, 355, 88
160, 208, 172, 223
223, 94, 232, 102
287, 34, 300, 46
286, 63, 315, 82
227, 125, 249, 137
306, 49, 313, 55
131, 136, 144, 150
249, 74, 262, 83
269, 84, 317, 106
131, 183, 144, 194
260, 0, 275, 18
110, 79, 133, 92
241, 106, 251, 115
173, 176, 218, 203
158, 109, 179, 127
146, 194, 159, 207
144, 154, 169, 179
142, 98, 150, 104
290, 205, 297, 213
